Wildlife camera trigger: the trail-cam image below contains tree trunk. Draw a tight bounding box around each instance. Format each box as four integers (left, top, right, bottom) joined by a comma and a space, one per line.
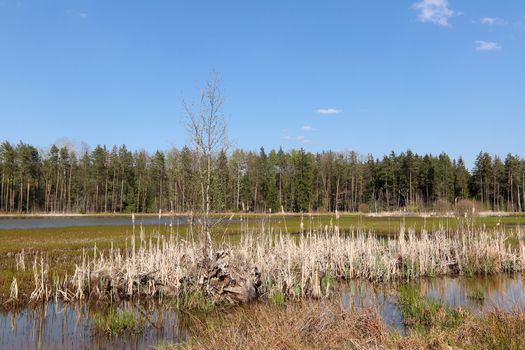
26, 181, 30, 213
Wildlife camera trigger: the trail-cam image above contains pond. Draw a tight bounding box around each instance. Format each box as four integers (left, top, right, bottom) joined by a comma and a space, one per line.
0, 215, 248, 230
1, 274, 523, 349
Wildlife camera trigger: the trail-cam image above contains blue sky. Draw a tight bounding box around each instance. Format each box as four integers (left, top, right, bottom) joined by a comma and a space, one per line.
1, 0, 524, 166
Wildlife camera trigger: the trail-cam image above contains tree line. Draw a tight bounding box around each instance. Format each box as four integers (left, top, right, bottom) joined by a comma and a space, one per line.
1, 140, 524, 213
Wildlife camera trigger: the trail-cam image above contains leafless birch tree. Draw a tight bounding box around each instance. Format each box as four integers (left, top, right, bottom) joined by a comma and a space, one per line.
183, 72, 228, 259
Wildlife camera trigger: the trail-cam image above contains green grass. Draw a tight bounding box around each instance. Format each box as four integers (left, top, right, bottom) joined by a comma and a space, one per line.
320, 275, 337, 295
398, 284, 467, 332
467, 285, 485, 301
269, 289, 286, 306
178, 286, 215, 312
92, 308, 145, 336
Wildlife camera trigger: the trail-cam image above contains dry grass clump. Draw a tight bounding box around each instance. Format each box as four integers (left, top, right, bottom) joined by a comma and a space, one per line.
456, 309, 525, 349
178, 301, 389, 350
166, 301, 525, 350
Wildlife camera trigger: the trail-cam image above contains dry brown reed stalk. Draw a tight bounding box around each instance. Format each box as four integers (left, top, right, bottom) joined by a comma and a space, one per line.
30, 255, 51, 301
23, 225, 525, 304
15, 249, 25, 271
9, 278, 18, 300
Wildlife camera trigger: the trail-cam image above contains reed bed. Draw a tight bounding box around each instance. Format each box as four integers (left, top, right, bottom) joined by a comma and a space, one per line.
24, 225, 525, 304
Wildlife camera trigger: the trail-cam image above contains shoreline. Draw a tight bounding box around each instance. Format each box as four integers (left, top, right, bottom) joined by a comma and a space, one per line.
0, 210, 519, 219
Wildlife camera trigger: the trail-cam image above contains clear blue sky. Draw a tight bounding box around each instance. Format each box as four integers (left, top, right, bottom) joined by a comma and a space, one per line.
1, 0, 524, 166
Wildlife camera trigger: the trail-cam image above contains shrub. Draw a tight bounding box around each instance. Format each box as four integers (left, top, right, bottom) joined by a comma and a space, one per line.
433, 199, 451, 214
358, 203, 370, 213
455, 199, 479, 217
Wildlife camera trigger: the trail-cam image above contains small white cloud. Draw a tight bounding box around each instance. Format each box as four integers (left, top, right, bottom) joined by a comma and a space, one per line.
316, 108, 342, 115
301, 125, 314, 131
284, 135, 311, 144
475, 40, 501, 51
412, 0, 454, 27
480, 17, 506, 25
66, 9, 88, 19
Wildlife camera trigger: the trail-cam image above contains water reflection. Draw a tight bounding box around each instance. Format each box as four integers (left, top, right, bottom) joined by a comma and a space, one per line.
0, 215, 251, 230
340, 281, 405, 334
421, 274, 525, 312
0, 302, 187, 350
340, 274, 524, 334
1, 275, 523, 348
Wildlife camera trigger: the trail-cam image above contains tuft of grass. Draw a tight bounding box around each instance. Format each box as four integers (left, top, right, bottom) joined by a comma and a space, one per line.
467, 285, 485, 301
320, 275, 337, 296
457, 309, 525, 350
398, 284, 467, 332
92, 308, 145, 336
269, 289, 286, 306
178, 286, 215, 312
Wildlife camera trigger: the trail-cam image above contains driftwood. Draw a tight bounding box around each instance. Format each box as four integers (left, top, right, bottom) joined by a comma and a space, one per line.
197, 250, 261, 304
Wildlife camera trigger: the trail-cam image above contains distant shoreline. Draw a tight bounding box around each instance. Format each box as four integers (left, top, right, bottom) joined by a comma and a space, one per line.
0, 211, 519, 219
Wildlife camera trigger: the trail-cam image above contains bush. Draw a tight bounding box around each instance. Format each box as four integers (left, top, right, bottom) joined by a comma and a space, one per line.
455, 200, 479, 217
358, 203, 369, 213
433, 199, 451, 214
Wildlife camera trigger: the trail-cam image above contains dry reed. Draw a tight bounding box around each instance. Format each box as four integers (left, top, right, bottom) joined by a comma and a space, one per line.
26, 225, 525, 303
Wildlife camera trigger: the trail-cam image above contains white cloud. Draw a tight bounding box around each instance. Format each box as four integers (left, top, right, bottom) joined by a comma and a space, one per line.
316, 108, 342, 115
66, 9, 88, 19
301, 125, 314, 131
412, 0, 454, 27
475, 40, 501, 51
480, 17, 506, 25
284, 135, 311, 144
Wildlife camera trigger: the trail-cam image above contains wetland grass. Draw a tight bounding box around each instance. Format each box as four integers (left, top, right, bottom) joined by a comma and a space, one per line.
92, 308, 145, 336
398, 284, 466, 331
466, 285, 486, 301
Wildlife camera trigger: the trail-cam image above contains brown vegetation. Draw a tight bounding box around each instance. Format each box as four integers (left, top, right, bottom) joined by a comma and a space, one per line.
164, 300, 525, 350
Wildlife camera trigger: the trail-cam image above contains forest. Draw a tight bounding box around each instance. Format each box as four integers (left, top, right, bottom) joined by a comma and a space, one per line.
1, 140, 524, 214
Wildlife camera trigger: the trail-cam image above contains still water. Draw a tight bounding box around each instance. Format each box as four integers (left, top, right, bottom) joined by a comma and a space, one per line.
0, 302, 187, 350
1, 274, 523, 349
0, 215, 248, 230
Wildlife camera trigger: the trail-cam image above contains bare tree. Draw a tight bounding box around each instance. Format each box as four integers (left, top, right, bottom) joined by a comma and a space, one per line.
183, 72, 228, 259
